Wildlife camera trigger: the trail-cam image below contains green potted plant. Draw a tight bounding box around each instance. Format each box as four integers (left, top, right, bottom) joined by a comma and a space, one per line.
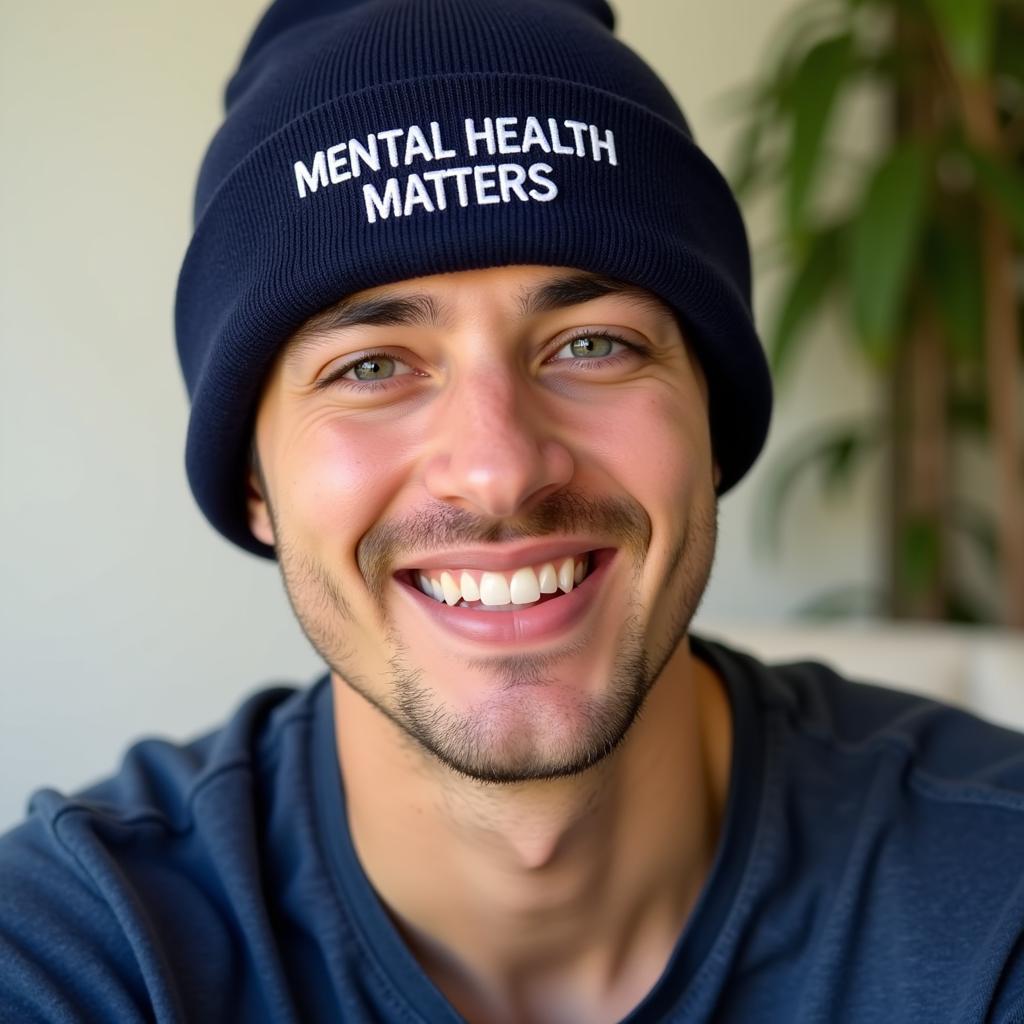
728, 0, 1024, 626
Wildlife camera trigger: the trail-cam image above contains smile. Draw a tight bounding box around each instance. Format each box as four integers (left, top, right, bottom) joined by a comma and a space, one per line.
410, 553, 592, 610
394, 549, 617, 646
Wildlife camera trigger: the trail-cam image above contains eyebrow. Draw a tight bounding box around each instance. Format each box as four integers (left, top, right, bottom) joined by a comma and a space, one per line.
282, 271, 676, 371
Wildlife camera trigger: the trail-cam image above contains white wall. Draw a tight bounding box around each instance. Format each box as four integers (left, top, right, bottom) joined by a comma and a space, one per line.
0, 0, 881, 831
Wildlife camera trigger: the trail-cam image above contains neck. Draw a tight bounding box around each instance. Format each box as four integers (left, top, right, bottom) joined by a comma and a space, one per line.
333, 636, 732, 1023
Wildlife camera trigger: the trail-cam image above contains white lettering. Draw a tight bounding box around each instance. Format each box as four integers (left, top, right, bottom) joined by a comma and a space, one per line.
377, 128, 404, 168
527, 162, 558, 202
430, 121, 457, 160
363, 178, 403, 223
403, 173, 435, 215
294, 153, 328, 199
296, 114, 616, 209
473, 164, 501, 204
563, 120, 589, 157
589, 124, 617, 165
326, 142, 350, 184
449, 166, 473, 207
349, 135, 380, 178
403, 125, 434, 165
548, 119, 576, 156
421, 169, 450, 210
521, 116, 552, 155
495, 117, 521, 154
465, 117, 496, 157
498, 163, 529, 203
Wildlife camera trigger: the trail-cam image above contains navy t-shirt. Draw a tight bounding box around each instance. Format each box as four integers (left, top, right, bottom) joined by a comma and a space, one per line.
3, 634, 1024, 1022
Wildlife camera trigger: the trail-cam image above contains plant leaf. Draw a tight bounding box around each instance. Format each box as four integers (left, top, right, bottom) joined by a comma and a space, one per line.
821, 430, 864, 495
792, 583, 885, 620
950, 497, 998, 570
728, 91, 771, 198
784, 33, 855, 239
848, 142, 931, 366
898, 515, 941, 599
723, 0, 850, 199
949, 391, 988, 432
920, 217, 985, 360
923, 0, 995, 78
946, 588, 990, 624
992, 7, 1024, 84
769, 225, 843, 384
762, 0, 850, 89
754, 421, 883, 555
948, 499, 1002, 623
968, 147, 1024, 248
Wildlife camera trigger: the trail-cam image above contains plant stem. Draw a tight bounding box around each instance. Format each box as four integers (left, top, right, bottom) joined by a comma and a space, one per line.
889, 302, 950, 618
888, 11, 950, 620
957, 76, 1024, 627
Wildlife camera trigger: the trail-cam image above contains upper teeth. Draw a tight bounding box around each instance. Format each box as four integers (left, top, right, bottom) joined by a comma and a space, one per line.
415, 555, 591, 607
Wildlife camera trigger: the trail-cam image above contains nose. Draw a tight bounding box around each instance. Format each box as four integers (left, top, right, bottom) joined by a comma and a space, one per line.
422, 366, 575, 518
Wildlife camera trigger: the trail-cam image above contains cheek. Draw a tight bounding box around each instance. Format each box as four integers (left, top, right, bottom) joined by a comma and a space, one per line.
287, 415, 418, 543
578, 387, 708, 501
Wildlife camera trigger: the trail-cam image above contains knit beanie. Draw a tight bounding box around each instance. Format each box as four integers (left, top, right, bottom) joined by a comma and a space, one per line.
175, 0, 772, 559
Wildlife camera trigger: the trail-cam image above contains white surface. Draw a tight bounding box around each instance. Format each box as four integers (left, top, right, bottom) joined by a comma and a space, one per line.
695, 619, 1024, 730
1, 0, 885, 832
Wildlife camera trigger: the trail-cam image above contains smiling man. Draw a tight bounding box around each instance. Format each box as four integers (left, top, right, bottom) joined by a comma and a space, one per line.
249, 265, 721, 792
5, 0, 1024, 1021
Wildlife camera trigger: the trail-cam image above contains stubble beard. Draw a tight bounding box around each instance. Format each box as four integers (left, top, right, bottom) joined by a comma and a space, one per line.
268, 488, 717, 786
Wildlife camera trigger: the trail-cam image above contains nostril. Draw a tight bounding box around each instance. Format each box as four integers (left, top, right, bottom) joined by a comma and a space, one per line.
421, 430, 575, 518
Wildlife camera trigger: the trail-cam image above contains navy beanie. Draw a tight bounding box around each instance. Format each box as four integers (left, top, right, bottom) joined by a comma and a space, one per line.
175, 0, 772, 559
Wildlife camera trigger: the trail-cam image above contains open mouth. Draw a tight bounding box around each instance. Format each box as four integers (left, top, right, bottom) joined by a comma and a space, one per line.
396, 549, 614, 613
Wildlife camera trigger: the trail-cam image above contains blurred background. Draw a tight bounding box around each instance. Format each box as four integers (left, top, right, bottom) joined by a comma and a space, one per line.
2, 0, 1021, 830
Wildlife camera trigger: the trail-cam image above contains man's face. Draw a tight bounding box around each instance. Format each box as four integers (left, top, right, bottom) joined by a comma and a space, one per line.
248, 264, 719, 783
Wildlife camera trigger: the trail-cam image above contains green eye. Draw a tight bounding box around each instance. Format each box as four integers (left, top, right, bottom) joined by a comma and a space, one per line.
318, 351, 418, 392
346, 356, 397, 381
568, 335, 615, 358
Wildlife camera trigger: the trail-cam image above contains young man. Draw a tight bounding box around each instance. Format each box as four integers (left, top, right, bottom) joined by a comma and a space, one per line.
3, 1, 1024, 1021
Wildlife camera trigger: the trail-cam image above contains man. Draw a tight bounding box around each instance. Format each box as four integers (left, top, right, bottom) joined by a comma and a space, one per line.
3, 0, 1024, 1021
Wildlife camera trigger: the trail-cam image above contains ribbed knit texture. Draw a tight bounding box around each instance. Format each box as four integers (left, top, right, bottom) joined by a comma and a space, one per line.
175, 0, 772, 558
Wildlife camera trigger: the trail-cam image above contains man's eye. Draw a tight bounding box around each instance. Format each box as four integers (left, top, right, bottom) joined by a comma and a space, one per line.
314, 352, 418, 392
552, 333, 630, 361
344, 355, 402, 381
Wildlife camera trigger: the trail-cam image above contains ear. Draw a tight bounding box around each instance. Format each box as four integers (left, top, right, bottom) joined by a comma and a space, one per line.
246, 465, 276, 548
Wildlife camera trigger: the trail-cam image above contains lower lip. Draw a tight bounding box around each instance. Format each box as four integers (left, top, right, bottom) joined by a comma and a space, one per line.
395, 549, 617, 646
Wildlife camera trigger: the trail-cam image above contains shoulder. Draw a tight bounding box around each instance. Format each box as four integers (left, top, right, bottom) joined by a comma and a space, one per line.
695, 630, 1024, 800
0, 678, 324, 1021
694, 633, 1024, 1021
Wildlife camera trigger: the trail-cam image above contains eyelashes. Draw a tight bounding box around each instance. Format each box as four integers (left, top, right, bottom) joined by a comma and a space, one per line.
315, 330, 645, 394
313, 352, 413, 393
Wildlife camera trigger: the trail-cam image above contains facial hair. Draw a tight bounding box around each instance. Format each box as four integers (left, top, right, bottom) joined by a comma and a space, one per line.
264, 484, 718, 785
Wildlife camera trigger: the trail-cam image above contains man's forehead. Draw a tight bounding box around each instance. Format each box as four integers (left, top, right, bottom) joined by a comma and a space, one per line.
281, 268, 680, 371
